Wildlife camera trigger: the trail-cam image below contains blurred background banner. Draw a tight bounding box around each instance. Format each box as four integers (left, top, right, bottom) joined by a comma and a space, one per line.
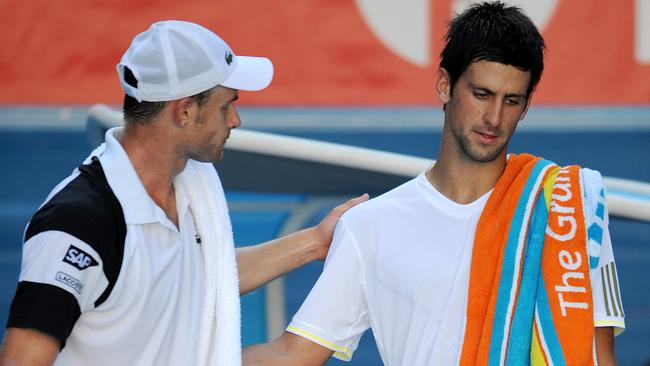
1, 0, 649, 106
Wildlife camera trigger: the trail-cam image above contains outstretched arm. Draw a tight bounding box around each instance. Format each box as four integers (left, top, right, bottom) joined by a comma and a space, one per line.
0, 328, 60, 366
236, 194, 368, 295
243, 332, 333, 366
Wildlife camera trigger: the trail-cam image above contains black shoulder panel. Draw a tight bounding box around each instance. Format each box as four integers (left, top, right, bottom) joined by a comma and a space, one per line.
24, 157, 126, 307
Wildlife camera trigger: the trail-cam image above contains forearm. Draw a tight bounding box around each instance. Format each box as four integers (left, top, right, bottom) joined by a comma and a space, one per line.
243, 340, 293, 366
236, 194, 369, 295
236, 228, 323, 295
0, 328, 60, 366
595, 326, 617, 365
243, 333, 332, 366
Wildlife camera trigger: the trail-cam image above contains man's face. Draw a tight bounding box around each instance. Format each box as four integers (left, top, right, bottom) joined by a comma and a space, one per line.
438, 60, 531, 163
187, 86, 240, 163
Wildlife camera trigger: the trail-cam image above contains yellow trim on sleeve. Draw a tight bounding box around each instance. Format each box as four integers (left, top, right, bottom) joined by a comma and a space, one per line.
286, 325, 353, 360
595, 320, 625, 336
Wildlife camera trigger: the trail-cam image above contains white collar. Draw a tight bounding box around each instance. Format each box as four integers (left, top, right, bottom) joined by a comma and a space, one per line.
98, 127, 188, 227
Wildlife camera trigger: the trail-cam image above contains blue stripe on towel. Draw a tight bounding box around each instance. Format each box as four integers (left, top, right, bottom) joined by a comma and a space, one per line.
535, 274, 566, 366
595, 202, 605, 220
505, 192, 549, 365
588, 189, 606, 269
489, 159, 552, 365
587, 224, 603, 245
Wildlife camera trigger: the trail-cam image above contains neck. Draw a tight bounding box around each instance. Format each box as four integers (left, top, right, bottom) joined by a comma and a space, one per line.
427, 140, 507, 205
119, 123, 187, 226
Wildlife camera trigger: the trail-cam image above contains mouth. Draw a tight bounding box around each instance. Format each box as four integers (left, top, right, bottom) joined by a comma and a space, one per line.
474, 130, 498, 144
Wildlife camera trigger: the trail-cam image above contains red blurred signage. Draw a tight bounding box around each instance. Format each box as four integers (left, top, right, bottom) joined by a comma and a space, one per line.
1, 0, 648, 105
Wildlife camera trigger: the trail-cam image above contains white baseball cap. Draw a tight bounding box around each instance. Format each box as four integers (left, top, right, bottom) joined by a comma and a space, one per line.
117, 20, 274, 102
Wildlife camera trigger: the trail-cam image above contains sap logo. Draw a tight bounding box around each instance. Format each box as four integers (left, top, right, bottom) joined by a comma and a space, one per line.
63, 245, 98, 270
56, 271, 83, 294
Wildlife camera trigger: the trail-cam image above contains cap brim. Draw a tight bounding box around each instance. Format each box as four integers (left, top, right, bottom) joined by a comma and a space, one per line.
221, 56, 273, 91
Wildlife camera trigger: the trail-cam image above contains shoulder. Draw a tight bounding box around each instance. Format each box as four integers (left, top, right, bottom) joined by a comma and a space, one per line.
23, 158, 127, 307
340, 175, 423, 227
25, 158, 126, 251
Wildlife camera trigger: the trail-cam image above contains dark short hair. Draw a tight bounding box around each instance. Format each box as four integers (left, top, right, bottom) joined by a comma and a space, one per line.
440, 1, 545, 96
122, 66, 213, 124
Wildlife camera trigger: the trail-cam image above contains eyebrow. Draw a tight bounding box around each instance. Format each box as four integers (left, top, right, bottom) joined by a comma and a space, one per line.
469, 83, 527, 99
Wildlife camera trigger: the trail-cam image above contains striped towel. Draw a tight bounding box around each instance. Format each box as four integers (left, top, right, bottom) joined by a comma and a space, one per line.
459, 153, 598, 366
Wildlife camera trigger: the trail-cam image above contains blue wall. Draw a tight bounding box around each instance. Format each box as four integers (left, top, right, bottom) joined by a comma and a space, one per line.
1, 109, 649, 364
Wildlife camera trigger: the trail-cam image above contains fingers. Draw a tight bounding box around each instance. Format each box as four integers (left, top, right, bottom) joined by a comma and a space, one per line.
330, 193, 369, 218
349, 193, 370, 206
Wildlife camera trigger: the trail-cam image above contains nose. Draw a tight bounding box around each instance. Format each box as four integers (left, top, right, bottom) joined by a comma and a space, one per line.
483, 99, 504, 128
228, 105, 241, 129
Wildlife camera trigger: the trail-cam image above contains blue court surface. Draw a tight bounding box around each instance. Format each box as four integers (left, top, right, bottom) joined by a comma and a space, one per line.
1, 107, 649, 364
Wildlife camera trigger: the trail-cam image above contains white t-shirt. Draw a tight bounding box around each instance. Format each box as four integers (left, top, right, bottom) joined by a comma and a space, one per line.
287, 172, 625, 365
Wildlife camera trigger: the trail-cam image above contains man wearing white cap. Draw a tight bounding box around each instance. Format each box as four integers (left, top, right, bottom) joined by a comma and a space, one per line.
0, 20, 366, 365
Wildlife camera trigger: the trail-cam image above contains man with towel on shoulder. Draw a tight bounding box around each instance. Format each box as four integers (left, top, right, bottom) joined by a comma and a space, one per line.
243, 2, 624, 365
0, 20, 367, 365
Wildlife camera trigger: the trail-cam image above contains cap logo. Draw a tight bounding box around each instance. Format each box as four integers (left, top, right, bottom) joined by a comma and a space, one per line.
225, 51, 233, 65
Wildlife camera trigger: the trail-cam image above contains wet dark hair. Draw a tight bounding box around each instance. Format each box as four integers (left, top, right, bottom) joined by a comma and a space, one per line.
122, 66, 213, 124
440, 1, 545, 96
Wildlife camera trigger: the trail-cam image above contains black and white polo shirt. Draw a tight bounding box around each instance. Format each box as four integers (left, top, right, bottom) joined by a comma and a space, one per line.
8, 128, 206, 365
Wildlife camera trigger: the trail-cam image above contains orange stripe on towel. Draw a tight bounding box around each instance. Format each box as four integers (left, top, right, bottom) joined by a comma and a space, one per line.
460, 154, 539, 365
541, 166, 594, 365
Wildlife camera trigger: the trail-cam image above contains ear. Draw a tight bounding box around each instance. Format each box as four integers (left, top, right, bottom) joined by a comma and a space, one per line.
435, 67, 452, 104
171, 97, 197, 128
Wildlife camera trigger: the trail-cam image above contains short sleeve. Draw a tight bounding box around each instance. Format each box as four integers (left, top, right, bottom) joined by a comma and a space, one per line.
287, 220, 370, 361
582, 168, 625, 335
7, 231, 109, 344
590, 211, 625, 335
6, 158, 125, 346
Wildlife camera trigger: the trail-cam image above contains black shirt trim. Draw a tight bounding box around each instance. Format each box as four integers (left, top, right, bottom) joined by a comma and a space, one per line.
24, 157, 126, 307
8, 158, 127, 346
7, 281, 81, 348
